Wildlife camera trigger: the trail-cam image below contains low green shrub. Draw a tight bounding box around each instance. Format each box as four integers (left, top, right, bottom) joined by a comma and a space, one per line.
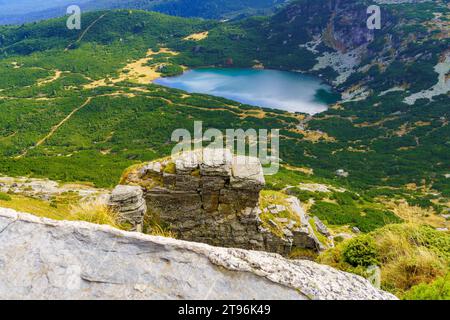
0, 192, 12, 201
343, 235, 379, 267
289, 188, 327, 202
403, 275, 450, 300
159, 64, 184, 77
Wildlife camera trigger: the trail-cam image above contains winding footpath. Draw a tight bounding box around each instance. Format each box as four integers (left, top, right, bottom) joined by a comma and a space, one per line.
16, 97, 92, 159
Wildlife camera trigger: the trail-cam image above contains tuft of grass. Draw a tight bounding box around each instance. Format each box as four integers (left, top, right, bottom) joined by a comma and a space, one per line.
149, 223, 176, 238
69, 200, 121, 228
381, 246, 446, 294
289, 247, 319, 260
143, 208, 176, 238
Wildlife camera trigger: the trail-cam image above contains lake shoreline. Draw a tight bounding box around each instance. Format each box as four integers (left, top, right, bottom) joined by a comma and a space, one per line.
154, 67, 337, 115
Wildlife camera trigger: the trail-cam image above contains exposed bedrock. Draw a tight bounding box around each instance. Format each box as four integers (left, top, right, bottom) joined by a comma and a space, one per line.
0, 208, 397, 300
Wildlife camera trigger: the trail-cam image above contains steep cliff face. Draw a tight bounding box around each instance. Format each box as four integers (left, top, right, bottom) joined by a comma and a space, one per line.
0, 208, 397, 300
274, 0, 379, 52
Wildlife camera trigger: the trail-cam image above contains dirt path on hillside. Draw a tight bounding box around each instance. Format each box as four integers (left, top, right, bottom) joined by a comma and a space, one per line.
65, 13, 108, 51
35, 97, 92, 147
37, 70, 63, 86
16, 97, 92, 159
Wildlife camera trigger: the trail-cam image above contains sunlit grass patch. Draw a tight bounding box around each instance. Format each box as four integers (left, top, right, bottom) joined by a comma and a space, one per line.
0, 194, 73, 220
69, 199, 120, 228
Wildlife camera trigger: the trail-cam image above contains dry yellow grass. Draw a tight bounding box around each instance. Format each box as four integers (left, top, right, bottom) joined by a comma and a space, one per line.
289, 128, 336, 142
415, 121, 431, 127
319, 223, 449, 296
84, 48, 179, 89
373, 224, 447, 293
240, 109, 267, 119
183, 31, 209, 41
69, 200, 120, 228
385, 200, 447, 229
149, 223, 176, 238
281, 164, 314, 175
395, 123, 411, 137
0, 194, 71, 220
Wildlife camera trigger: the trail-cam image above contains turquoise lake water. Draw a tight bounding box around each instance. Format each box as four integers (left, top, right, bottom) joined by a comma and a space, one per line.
154, 68, 336, 114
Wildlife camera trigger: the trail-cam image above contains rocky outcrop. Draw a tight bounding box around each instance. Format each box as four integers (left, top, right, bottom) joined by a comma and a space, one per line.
121, 148, 324, 255
108, 185, 147, 232
0, 208, 397, 300
0, 176, 109, 202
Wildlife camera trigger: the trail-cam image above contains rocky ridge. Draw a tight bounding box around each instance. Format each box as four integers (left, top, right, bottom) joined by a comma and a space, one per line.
0, 208, 397, 300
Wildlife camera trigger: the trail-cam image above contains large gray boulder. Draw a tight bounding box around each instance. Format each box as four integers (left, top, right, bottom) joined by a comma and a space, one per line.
0, 208, 397, 300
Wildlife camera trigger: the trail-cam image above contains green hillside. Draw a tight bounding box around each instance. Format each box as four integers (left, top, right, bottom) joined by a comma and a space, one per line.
0, 0, 288, 25
0, 2, 447, 197
0, 0, 448, 298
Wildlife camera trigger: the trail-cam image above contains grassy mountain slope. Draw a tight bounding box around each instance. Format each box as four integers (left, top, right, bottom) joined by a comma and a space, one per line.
0, 1, 448, 298
0, 2, 448, 198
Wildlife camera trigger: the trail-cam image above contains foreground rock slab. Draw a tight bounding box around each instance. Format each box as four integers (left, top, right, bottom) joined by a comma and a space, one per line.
0, 208, 397, 300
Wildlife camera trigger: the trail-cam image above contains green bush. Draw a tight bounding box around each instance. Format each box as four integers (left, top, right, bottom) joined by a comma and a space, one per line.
403, 275, 450, 300
159, 64, 184, 77
0, 192, 12, 201
343, 236, 379, 267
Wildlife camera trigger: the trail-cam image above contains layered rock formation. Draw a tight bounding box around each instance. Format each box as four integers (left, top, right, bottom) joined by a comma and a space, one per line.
108, 185, 147, 232
121, 148, 324, 255
0, 208, 397, 300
